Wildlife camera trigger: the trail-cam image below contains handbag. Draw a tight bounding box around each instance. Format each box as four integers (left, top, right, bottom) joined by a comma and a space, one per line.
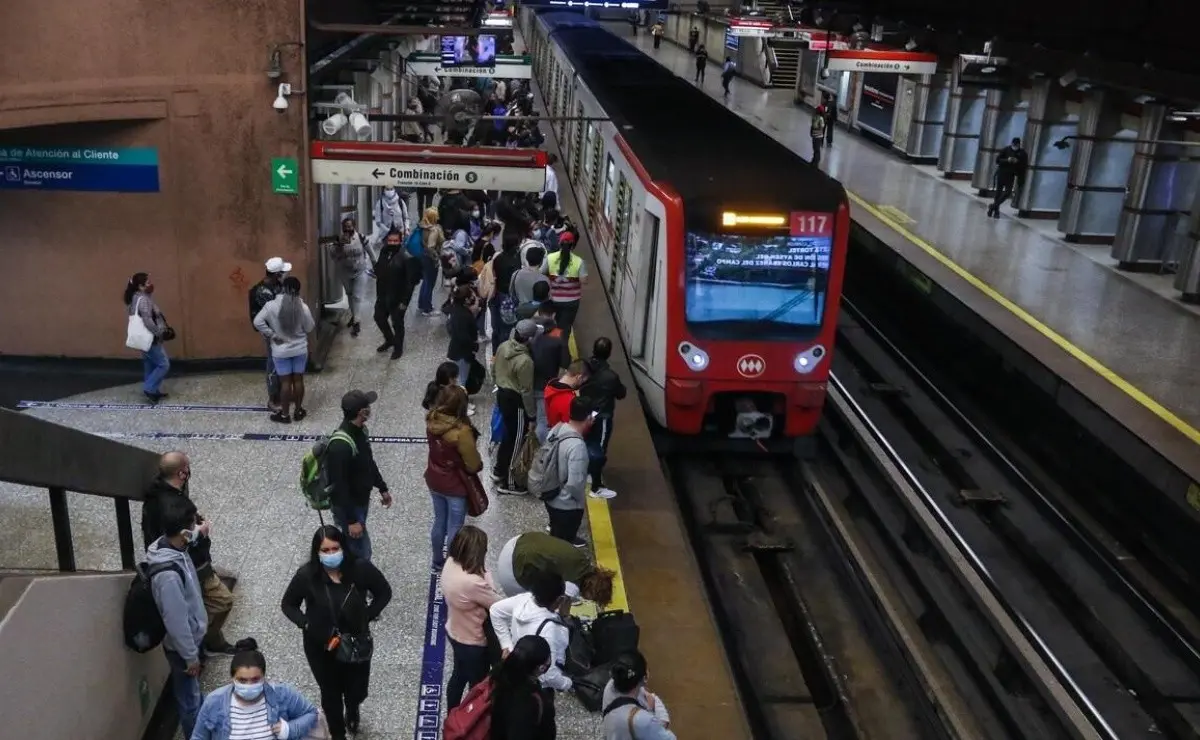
303, 709, 332, 740
323, 581, 374, 664
125, 297, 155, 352
461, 470, 489, 517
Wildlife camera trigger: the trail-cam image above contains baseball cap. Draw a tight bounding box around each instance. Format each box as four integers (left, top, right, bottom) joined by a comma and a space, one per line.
265, 257, 293, 274
340, 389, 378, 416
558, 231, 576, 245
515, 319, 539, 340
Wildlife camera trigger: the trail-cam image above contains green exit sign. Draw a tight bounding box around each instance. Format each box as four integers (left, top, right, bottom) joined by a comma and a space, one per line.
271, 157, 299, 195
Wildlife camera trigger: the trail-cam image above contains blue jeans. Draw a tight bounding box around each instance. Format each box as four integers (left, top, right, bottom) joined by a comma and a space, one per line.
430, 492, 468, 567
418, 255, 438, 313
165, 649, 202, 739
454, 358, 472, 389
332, 505, 372, 561
142, 343, 170, 394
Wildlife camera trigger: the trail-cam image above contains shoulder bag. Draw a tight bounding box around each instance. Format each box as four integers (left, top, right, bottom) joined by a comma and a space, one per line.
323, 579, 374, 664
126, 297, 154, 352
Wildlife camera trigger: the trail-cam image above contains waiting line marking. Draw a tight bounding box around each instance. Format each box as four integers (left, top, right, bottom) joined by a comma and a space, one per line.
414, 571, 448, 740
93, 431, 426, 444
18, 400, 269, 413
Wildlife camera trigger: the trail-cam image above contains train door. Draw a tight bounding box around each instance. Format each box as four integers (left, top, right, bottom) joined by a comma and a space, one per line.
611, 173, 634, 312
631, 210, 661, 362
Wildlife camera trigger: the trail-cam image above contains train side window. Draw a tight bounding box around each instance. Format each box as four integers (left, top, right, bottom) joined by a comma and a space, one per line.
583, 124, 597, 185
587, 135, 604, 222
611, 174, 633, 289
602, 156, 617, 222
634, 211, 661, 360
571, 103, 586, 180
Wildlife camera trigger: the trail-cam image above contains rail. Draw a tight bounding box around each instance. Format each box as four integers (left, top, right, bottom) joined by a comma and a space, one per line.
0, 408, 160, 571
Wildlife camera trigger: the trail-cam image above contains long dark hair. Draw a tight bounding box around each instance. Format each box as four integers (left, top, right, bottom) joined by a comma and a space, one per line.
422, 361, 460, 410
124, 272, 149, 306
552, 236, 576, 274
491, 635, 550, 706
307, 525, 357, 580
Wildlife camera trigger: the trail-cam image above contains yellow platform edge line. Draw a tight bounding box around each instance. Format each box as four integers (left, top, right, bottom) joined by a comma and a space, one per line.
848, 191, 1200, 448
564, 331, 631, 614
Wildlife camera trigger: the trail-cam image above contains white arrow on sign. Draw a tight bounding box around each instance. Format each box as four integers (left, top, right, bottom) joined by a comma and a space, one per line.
276, 164, 294, 178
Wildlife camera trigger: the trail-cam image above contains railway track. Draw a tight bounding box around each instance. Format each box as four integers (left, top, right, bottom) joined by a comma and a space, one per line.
660, 300, 1200, 740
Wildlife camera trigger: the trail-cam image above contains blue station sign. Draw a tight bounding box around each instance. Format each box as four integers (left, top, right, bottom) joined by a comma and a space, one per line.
0, 146, 160, 193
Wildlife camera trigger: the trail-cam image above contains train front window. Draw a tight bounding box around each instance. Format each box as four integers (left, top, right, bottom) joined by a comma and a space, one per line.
684, 217, 833, 338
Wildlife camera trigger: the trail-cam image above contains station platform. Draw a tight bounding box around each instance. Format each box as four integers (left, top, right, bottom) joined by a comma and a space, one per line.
0, 68, 742, 740
619, 26, 1200, 483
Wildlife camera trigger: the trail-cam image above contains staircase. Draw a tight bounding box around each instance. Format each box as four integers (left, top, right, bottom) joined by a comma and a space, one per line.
738, 2, 801, 89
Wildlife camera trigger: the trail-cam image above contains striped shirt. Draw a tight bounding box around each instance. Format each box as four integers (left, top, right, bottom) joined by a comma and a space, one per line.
542, 253, 587, 303
229, 694, 274, 740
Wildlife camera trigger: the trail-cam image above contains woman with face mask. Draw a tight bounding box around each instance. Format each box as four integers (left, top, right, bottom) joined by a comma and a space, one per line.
191, 643, 320, 740
281, 526, 393, 740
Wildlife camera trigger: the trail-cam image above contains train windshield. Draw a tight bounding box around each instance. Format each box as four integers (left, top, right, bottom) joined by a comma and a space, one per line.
684, 228, 832, 338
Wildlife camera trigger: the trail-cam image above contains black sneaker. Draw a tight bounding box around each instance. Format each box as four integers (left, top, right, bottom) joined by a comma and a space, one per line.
203, 641, 238, 657
571, 537, 587, 549
349, 321, 361, 337
376, 341, 393, 353
390, 347, 404, 360
345, 705, 361, 734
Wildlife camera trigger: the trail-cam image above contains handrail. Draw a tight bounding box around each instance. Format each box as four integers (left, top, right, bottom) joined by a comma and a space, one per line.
0, 408, 160, 571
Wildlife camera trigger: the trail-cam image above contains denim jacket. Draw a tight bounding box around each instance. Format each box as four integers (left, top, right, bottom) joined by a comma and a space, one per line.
191, 682, 319, 740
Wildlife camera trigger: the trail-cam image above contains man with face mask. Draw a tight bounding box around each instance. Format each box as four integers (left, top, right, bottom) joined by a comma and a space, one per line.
333, 217, 368, 337
372, 186, 409, 247
142, 451, 238, 656
327, 390, 393, 561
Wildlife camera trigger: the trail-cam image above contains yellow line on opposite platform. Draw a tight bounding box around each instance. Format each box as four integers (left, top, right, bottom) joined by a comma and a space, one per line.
849, 191, 1200, 449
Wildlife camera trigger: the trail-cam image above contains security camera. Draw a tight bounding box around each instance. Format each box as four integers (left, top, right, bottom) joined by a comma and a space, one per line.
273, 83, 291, 112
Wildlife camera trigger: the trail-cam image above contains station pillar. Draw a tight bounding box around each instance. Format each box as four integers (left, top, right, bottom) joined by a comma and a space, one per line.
1111, 103, 1197, 270
1174, 182, 1200, 302
893, 72, 950, 164
972, 86, 1029, 195
1015, 77, 1077, 218
1058, 88, 1137, 244
938, 82, 986, 178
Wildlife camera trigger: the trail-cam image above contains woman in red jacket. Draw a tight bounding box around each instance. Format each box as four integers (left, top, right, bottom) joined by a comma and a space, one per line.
544, 360, 586, 430
425, 386, 483, 570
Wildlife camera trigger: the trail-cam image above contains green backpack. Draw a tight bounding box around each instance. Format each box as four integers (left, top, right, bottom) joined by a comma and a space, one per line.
300, 430, 357, 513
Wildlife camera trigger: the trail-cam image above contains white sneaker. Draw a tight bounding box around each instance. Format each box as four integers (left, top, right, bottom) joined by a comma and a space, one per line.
467, 403, 477, 416
589, 487, 617, 500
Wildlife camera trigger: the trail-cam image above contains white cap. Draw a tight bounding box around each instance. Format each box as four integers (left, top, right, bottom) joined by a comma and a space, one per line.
265, 257, 292, 274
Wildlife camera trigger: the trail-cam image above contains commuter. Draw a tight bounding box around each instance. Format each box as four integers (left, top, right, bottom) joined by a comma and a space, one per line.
988, 137, 1030, 219
141, 451, 236, 656
580, 337, 627, 500
513, 244, 550, 306
423, 360, 462, 411
125, 272, 172, 404
694, 44, 708, 83
810, 108, 827, 168
446, 285, 481, 388
601, 652, 675, 740
495, 531, 615, 605
281, 525, 393, 740
489, 635, 558, 740
442, 525, 502, 709
721, 57, 736, 96
247, 259, 289, 411
371, 185, 408, 248
651, 21, 664, 49
418, 206, 447, 317
493, 319, 539, 495
373, 227, 418, 360
823, 94, 838, 147
333, 217, 369, 336
327, 390, 393, 562
518, 281, 551, 322
439, 188, 475, 236
489, 571, 573, 693
545, 361, 587, 431
425, 385, 484, 570
490, 232, 525, 355
542, 397, 595, 547
541, 232, 588, 341
399, 97, 427, 143
687, 25, 699, 53
542, 153, 560, 211
531, 308, 572, 444
146, 496, 208, 738
191, 643, 320, 740
254, 277, 316, 424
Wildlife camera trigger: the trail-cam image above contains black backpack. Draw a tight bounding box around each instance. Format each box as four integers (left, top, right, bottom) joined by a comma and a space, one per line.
591, 610, 640, 665
123, 561, 185, 653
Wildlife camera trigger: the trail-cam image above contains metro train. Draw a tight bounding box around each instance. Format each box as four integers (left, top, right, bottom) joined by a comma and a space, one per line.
522, 9, 849, 441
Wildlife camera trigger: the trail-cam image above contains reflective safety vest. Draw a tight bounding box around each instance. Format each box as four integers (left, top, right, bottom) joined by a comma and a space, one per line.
546, 252, 584, 302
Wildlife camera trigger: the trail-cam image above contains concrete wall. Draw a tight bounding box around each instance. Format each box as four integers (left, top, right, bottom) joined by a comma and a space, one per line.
0, 0, 311, 360
0, 572, 169, 739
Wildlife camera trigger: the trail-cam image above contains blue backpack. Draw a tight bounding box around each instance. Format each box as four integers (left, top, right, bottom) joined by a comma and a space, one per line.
404, 227, 425, 258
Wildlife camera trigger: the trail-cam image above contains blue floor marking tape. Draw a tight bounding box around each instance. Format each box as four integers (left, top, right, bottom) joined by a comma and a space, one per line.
94, 431, 426, 444
18, 400, 270, 413
415, 571, 448, 740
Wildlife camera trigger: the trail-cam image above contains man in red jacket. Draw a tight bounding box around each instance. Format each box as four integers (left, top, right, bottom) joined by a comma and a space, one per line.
544, 360, 587, 432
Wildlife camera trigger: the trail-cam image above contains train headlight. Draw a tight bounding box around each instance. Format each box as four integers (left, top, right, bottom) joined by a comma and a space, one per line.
794, 345, 827, 374
678, 342, 710, 372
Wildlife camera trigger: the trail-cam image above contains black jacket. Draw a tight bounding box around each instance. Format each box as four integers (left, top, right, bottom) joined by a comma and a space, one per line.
580, 358, 627, 415
531, 326, 570, 390
140, 477, 213, 573
439, 192, 474, 234
447, 303, 478, 361
326, 421, 388, 520
280, 559, 392, 644
995, 146, 1029, 183
492, 249, 523, 299
375, 243, 419, 309
493, 683, 556, 740
248, 279, 280, 324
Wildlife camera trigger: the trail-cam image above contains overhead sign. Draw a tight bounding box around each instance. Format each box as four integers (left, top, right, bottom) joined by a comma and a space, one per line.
406, 52, 531, 79
729, 17, 777, 38
826, 49, 938, 75
272, 157, 299, 195
956, 54, 1016, 89
310, 142, 547, 191
0, 145, 159, 193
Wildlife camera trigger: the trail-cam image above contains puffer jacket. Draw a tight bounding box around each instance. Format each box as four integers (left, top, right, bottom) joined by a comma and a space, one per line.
424, 410, 484, 496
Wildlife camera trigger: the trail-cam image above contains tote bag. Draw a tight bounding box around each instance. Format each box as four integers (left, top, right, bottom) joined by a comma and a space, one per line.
126, 297, 155, 352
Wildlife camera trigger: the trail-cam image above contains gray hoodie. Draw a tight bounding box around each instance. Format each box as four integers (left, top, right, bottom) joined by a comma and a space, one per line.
253, 294, 316, 359
601, 679, 675, 740
145, 537, 207, 663
544, 423, 589, 511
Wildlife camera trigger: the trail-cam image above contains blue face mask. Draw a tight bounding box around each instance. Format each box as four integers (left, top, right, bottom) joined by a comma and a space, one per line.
233, 682, 264, 701
319, 551, 344, 569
